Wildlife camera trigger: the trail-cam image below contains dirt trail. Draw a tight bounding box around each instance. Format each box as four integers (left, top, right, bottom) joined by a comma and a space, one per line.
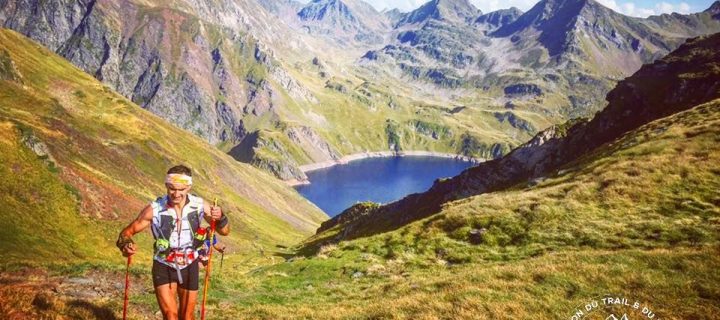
0, 268, 152, 319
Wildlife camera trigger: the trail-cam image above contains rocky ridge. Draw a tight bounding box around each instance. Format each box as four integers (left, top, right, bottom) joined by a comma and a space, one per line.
296, 0, 390, 46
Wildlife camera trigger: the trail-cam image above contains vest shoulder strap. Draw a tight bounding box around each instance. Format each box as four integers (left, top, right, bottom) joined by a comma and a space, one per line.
151, 196, 173, 240
186, 194, 204, 232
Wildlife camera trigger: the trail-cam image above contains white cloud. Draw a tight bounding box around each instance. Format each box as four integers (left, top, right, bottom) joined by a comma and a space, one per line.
597, 1, 696, 17
614, 2, 655, 16
677, 2, 692, 13
469, 0, 538, 13
363, 0, 423, 11
656, 2, 675, 13
596, 0, 621, 12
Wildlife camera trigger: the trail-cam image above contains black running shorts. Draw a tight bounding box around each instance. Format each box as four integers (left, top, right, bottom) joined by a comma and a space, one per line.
152, 259, 199, 291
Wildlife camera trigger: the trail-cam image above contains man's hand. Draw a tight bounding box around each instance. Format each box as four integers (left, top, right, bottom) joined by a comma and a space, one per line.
122, 243, 137, 257
214, 243, 226, 254
116, 233, 136, 257
204, 201, 229, 235
210, 205, 223, 221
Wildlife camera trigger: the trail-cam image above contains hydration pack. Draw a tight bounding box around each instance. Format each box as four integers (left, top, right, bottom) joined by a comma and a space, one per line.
150, 194, 205, 260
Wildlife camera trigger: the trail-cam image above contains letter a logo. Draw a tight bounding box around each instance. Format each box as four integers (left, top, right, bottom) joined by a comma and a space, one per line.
606, 314, 629, 320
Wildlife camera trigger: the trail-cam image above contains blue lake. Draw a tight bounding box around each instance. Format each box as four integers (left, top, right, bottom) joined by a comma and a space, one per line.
294, 156, 475, 217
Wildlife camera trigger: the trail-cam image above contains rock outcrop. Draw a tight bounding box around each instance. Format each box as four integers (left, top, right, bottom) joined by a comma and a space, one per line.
286, 125, 341, 163
0, 49, 22, 82
474, 8, 523, 30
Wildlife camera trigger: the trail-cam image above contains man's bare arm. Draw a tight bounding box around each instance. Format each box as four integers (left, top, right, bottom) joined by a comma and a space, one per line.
117, 205, 153, 256
121, 205, 153, 237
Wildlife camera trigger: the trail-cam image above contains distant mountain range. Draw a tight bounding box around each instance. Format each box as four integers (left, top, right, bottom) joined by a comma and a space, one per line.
364, 0, 720, 116
1, 0, 719, 183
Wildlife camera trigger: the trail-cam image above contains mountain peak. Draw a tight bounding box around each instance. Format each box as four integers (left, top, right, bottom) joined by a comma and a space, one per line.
535, 0, 596, 18
475, 7, 523, 28
434, 0, 478, 11
397, 0, 480, 25
493, 0, 606, 38
298, 0, 356, 22
705, 1, 720, 15
296, 0, 389, 45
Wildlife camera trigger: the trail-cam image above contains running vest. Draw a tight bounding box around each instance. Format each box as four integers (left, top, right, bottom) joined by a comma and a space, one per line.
150, 194, 205, 269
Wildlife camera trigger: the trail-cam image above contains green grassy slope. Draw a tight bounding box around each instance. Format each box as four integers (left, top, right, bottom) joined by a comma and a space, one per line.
0, 28, 327, 268
215, 98, 720, 319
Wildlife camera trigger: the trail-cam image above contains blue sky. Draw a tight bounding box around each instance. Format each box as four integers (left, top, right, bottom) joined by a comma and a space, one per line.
353, 0, 717, 16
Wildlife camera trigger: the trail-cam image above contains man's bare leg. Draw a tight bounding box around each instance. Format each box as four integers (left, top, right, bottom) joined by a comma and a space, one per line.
156, 283, 179, 320
178, 287, 198, 320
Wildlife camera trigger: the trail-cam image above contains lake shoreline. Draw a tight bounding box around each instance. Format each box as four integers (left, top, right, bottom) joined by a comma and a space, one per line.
286, 151, 485, 187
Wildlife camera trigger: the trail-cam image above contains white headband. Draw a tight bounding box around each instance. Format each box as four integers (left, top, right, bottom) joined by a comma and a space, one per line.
165, 173, 192, 186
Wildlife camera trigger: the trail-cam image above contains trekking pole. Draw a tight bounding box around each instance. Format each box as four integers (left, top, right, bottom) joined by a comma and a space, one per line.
200, 198, 218, 320
123, 255, 132, 320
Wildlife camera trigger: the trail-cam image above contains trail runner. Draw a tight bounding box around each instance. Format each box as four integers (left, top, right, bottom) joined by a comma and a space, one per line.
116, 165, 230, 320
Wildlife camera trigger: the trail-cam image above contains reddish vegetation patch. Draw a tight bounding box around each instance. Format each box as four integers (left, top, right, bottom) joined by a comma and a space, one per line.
61, 166, 143, 220
160, 7, 187, 27
160, 8, 188, 61
35, 118, 145, 220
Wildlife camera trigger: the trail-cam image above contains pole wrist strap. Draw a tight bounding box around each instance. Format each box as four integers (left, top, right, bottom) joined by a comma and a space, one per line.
216, 215, 229, 229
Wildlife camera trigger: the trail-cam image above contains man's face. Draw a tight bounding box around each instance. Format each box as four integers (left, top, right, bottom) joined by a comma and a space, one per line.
166, 183, 191, 206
